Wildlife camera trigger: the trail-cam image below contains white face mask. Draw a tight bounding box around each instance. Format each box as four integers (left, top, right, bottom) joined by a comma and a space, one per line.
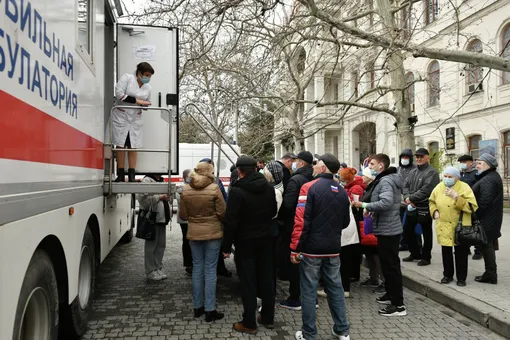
401, 159, 410, 166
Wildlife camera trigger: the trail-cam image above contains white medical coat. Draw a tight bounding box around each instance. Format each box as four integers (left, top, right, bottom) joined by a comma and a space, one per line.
110, 73, 151, 148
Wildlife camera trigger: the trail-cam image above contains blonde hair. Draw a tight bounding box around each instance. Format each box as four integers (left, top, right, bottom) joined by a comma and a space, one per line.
263, 167, 274, 183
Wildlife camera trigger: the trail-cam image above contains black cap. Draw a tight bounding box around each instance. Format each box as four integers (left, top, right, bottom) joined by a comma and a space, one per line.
415, 148, 429, 156
296, 151, 313, 164
282, 152, 297, 160
457, 154, 473, 162
340, 162, 347, 169
236, 155, 257, 168
317, 153, 341, 174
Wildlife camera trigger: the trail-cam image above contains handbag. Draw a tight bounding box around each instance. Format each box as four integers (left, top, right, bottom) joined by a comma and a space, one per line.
135, 205, 157, 241
363, 214, 373, 235
455, 203, 487, 246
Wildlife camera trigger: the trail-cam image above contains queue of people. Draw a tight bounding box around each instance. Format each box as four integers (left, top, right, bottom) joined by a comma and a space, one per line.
135, 145, 503, 340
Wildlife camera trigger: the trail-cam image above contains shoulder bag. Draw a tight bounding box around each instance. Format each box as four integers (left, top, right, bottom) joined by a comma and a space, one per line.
135, 204, 157, 241
455, 203, 487, 246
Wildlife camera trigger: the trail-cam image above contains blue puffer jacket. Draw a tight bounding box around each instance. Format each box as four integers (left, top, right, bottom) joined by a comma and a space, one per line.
365, 167, 403, 236
290, 173, 351, 256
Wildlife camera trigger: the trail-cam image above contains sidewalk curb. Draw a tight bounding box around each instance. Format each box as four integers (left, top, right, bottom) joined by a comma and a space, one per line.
402, 269, 510, 338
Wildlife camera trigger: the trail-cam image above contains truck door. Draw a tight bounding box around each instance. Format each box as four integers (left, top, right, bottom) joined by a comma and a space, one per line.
116, 24, 179, 175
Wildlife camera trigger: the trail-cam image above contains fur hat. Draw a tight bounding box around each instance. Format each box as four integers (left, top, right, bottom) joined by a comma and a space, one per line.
362, 167, 375, 180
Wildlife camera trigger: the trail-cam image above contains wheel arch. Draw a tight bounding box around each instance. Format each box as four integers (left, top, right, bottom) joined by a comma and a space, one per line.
87, 214, 101, 268
37, 235, 69, 308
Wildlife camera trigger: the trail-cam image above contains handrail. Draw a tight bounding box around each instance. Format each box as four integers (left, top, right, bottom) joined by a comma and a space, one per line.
107, 105, 173, 196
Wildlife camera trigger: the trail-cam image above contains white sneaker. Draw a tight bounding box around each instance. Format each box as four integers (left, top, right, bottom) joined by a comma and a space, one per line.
295, 331, 306, 340
258, 306, 262, 313
317, 289, 327, 297
157, 270, 167, 280
344, 291, 350, 298
332, 328, 350, 340
147, 271, 163, 281
257, 297, 262, 306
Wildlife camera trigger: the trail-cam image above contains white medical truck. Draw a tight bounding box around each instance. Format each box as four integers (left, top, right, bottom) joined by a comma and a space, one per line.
0, 0, 179, 338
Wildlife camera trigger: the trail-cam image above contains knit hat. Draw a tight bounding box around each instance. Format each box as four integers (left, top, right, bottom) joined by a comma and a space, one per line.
236, 155, 257, 168
478, 153, 498, 168
457, 154, 473, 162
340, 167, 357, 182
316, 153, 341, 174
362, 167, 375, 180
443, 166, 460, 179
265, 161, 284, 184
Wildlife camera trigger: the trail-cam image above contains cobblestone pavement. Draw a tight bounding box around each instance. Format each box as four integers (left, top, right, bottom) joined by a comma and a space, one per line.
83, 221, 505, 340
401, 212, 510, 312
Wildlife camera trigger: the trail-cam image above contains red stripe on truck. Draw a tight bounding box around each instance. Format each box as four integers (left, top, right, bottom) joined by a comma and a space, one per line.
0, 90, 103, 169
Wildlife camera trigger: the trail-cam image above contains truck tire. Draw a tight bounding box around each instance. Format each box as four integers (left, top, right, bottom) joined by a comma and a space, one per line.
60, 226, 95, 338
12, 249, 59, 340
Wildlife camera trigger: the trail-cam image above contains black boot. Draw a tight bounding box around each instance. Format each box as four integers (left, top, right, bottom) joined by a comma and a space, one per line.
115, 168, 125, 182
205, 310, 224, 322
194, 307, 205, 318
128, 168, 136, 182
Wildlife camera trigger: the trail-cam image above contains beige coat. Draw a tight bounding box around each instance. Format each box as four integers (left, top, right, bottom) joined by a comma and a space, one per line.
179, 164, 226, 241
429, 180, 478, 247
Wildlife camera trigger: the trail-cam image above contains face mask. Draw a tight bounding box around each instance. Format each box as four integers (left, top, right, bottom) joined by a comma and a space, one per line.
184, 177, 191, 184
401, 159, 410, 166
370, 169, 378, 177
407, 204, 417, 212
477, 168, 484, 175
141, 76, 150, 84
443, 178, 455, 187
459, 163, 467, 170
292, 162, 297, 172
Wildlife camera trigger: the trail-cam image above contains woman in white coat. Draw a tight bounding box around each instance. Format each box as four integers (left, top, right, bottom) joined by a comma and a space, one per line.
112, 62, 154, 182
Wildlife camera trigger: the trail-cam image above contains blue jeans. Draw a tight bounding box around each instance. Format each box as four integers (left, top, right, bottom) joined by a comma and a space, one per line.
189, 239, 222, 311
300, 256, 350, 340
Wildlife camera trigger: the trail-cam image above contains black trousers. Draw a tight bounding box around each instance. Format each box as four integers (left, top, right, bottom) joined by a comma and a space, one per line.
235, 237, 275, 329
179, 224, 193, 267
377, 235, 404, 306
441, 245, 469, 281
481, 239, 498, 278
340, 244, 359, 292
404, 211, 433, 261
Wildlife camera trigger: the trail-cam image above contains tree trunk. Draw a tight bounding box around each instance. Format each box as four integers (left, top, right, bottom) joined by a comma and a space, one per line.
376, 0, 416, 152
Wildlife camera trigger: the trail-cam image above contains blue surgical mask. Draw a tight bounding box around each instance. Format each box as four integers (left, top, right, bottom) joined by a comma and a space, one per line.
443, 178, 455, 187
401, 159, 410, 166
184, 177, 190, 184
141, 76, 150, 84
292, 162, 297, 172
370, 169, 378, 177
459, 163, 467, 170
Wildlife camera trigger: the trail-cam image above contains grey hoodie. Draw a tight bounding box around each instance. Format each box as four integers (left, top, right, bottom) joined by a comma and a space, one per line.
365, 167, 403, 236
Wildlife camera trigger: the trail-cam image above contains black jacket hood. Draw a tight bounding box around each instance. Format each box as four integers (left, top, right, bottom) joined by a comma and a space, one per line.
293, 165, 314, 180
399, 148, 414, 167
236, 171, 268, 193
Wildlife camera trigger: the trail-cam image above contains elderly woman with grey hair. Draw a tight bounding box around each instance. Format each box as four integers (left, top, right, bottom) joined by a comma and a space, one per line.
472, 154, 504, 285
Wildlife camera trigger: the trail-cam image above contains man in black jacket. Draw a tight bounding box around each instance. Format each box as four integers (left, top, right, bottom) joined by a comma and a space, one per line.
397, 148, 417, 251
402, 148, 440, 266
276, 152, 296, 191
279, 151, 314, 311
222, 156, 277, 334
473, 153, 503, 284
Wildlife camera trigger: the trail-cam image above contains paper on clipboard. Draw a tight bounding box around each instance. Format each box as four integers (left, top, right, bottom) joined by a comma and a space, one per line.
133, 45, 156, 60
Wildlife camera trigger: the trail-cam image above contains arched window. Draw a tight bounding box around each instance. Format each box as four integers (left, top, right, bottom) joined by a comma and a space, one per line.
406, 72, 415, 111
428, 141, 439, 153
428, 61, 440, 107
468, 134, 482, 159
502, 25, 510, 84
466, 39, 483, 92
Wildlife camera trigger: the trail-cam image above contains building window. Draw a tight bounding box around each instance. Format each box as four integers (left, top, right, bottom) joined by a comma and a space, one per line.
78, 0, 94, 60
406, 72, 415, 111
352, 72, 359, 98
466, 39, 483, 93
424, 0, 438, 25
501, 25, 510, 84
504, 131, 510, 177
428, 141, 439, 153
401, 7, 412, 39
333, 82, 339, 107
428, 61, 440, 107
468, 134, 482, 160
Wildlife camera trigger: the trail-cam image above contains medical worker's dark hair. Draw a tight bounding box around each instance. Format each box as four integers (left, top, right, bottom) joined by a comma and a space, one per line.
136, 62, 155, 75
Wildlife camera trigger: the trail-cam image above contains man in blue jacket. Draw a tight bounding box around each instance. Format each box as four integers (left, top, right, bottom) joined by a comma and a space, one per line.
291, 153, 351, 340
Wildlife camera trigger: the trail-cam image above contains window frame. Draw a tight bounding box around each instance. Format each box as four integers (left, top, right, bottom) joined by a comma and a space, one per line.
501, 24, 510, 85
428, 141, 439, 153
504, 131, 510, 178
468, 134, 482, 160
424, 0, 438, 25
76, 0, 95, 70
352, 71, 359, 99
465, 39, 483, 93
406, 71, 415, 111
428, 61, 440, 107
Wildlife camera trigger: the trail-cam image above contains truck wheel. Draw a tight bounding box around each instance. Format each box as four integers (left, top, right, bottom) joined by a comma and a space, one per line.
13, 249, 59, 340
121, 194, 135, 243
60, 226, 95, 338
